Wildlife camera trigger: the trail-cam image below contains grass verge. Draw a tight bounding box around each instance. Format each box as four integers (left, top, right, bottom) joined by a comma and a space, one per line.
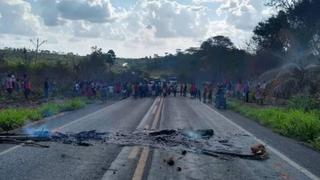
229, 101, 320, 151
0, 98, 89, 132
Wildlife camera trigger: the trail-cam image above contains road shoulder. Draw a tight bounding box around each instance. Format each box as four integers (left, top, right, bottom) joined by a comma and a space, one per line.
0, 100, 118, 153
209, 105, 320, 178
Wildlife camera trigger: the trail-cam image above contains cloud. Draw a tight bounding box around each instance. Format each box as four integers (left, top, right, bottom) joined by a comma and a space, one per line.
125, 0, 209, 38
206, 20, 252, 47
0, 0, 39, 35
58, 0, 115, 23
0, 0, 275, 57
35, 0, 115, 26
72, 21, 102, 38
216, 0, 273, 31
192, 0, 225, 4
38, 0, 63, 26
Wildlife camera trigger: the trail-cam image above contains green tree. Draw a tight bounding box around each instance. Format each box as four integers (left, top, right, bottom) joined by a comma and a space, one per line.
106, 49, 116, 65
200, 36, 235, 51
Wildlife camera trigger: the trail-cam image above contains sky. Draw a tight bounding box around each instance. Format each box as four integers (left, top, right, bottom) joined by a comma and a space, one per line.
0, 0, 275, 58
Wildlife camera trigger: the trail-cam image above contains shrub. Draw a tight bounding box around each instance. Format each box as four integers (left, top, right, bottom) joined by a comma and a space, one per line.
229, 101, 320, 149
0, 109, 26, 131
60, 98, 86, 111
26, 109, 42, 121
311, 137, 320, 150
38, 103, 61, 117
0, 98, 88, 132
288, 95, 320, 111
0, 109, 41, 131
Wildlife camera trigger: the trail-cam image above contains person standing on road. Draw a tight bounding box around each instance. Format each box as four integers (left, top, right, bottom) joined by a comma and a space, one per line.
44, 77, 49, 99
133, 83, 138, 98
15, 77, 21, 93
100, 83, 108, 102
183, 83, 187, 97
138, 82, 142, 98
108, 84, 114, 99
11, 74, 16, 92
190, 83, 196, 98
4, 74, 13, 97
243, 82, 250, 103
255, 84, 263, 105
162, 82, 167, 97
168, 85, 172, 96
196, 87, 201, 101
173, 84, 177, 97
91, 81, 96, 98
151, 83, 156, 97
236, 80, 242, 99
74, 81, 80, 96
203, 84, 208, 102
208, 84, 213, 104
22, 74, 31, 100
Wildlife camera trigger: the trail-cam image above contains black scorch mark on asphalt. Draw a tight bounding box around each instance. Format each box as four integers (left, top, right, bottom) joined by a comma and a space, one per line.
0, 129, 267, 160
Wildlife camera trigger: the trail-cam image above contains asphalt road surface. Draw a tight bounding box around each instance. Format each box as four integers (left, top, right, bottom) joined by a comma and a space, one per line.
0, 97, 319, 180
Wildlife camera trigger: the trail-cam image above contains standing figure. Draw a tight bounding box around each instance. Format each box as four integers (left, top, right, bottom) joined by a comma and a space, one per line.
44, 77, 49, 99
22, 74, 31, 100
5, 74, 13, 97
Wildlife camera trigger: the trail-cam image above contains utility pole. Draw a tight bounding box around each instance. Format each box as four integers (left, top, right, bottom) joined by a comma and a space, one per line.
30, 38, 47, 64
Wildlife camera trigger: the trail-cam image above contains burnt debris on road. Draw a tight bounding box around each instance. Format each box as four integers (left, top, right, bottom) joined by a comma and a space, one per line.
0, 129, 267, 160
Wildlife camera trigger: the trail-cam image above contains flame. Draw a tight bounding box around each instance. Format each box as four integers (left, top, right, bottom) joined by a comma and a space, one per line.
23, 125, 50, 137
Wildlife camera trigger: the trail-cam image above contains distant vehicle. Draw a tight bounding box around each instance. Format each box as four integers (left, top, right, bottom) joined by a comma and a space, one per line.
168, 76, 177, 85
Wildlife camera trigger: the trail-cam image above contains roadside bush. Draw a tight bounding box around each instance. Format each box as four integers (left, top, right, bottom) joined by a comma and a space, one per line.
60, 98, 86, 111
311, 137, 320, 150
229, 101, 320, 149
26, 109, 42, 121
38, 103, 61, 117
0, 98, 89, 132
288, 95, 320, 111
0, 109, 41, 131
0, 109, 26, 131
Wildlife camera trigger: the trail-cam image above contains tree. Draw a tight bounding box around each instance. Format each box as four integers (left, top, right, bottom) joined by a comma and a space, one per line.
252, 11, 290, 53
106, 49, 116, 65
254, 0, 320, 65
201, 36, 235, 51
265, 0, 300, 10
74, 46, 113, 80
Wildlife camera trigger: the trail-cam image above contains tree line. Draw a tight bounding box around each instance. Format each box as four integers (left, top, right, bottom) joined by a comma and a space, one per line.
132, 0, 320, 87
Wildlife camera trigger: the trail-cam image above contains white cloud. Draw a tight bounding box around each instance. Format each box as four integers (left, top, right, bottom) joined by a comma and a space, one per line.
192, 0, 225, 4
38, 0, 63, 26
0, 0, 274, 57
0, 0, 40, 35
58, 0, 115, 23
216, 0, 271, 31
72, 21, 102, 38
35, 0, 115, 26
206, 20, 252, 47
118, 0, 209, 40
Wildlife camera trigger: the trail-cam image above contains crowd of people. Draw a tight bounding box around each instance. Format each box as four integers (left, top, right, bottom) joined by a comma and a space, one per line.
2, 73, 32, 100
233, 80, 267, 105
1, 72, 267, 107
172, 80, 267, 106
72, 81, 128, 101
72, 81, 178, 100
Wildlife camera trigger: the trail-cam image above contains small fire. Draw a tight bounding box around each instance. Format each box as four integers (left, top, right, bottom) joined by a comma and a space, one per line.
23, 126, 50, 137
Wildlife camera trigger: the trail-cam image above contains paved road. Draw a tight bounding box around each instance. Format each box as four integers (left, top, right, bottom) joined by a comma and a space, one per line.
0, 97, 319, 180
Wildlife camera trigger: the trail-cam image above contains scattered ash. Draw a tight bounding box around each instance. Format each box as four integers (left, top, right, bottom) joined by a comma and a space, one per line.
0, 129, 268, 160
